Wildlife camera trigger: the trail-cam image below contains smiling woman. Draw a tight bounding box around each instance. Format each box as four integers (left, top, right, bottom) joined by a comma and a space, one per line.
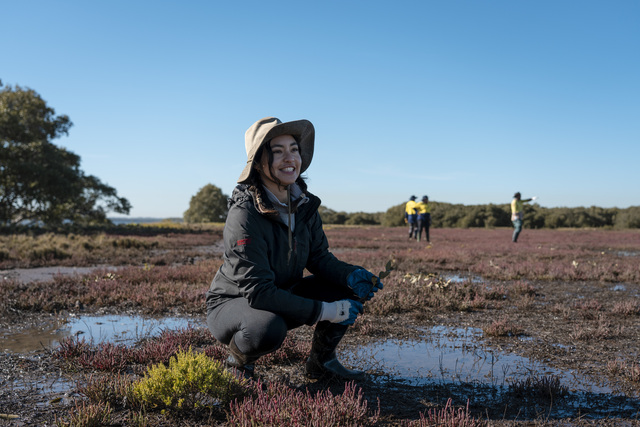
257, 134, 302, 201
204, 117, 384, 381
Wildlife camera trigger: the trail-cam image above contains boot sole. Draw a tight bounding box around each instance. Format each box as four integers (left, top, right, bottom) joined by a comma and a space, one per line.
305, 364, 366, 381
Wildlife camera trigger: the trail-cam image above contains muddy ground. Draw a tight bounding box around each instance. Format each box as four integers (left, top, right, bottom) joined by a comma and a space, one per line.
2, 265, 640, 426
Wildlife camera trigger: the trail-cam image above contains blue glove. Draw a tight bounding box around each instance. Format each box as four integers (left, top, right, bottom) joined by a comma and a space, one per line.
339, 299, 363, 326
347, 268, 383, 301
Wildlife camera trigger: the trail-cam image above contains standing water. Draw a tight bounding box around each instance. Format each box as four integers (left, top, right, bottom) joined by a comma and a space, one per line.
1, 314, 199, 353
347, 325, 612, 394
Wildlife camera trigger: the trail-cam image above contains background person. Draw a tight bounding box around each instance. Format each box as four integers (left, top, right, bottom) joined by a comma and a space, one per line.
404, 195, 418, 239
511, 192, 537, 242
205, 117, 383, 381
416, 195, 431, 243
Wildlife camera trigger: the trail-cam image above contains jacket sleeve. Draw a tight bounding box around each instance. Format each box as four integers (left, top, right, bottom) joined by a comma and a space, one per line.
305, 211, 359, 286
221, 203, 322, 325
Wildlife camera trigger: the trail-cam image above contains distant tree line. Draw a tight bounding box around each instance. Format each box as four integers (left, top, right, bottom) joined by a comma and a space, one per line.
182, 183, 640, 230
320, 202, 640, 229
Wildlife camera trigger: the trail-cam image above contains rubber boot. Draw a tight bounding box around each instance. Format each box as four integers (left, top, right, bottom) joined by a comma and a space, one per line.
305, 322, 365, 381
225, 337, 258, 380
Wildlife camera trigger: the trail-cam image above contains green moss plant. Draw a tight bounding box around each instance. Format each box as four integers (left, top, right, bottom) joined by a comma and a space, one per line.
131, 348, 249, 413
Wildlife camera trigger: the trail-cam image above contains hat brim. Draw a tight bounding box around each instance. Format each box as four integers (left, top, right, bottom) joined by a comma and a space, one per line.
238, 119, 315, 184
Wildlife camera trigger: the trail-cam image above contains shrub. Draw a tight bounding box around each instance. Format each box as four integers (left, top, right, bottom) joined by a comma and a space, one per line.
29, 246, 71, 261
607, 360, 640, 383
111, 237, 156, 249
509, 375, 568, 399
56, 399, 112, 427
131, 348, 249, 412
483, 318, 522, 337
612, 301, 640, 316
79, 373, 135, 408
228, 381, 378, 426
404, 398, 484, 426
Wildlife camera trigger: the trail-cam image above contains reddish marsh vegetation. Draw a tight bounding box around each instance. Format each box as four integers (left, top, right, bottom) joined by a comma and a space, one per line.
1, 226, 640, 425
325, 226, 640, 284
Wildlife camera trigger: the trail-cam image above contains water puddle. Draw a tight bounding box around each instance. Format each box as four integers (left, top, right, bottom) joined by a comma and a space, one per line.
347, 326, 611, 394
617, 251, 640, 257
345, 326, 640, 419
1, 314, 199, 353
444, 274, 484, 283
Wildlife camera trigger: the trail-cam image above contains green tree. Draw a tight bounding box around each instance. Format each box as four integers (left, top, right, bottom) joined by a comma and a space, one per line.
183, 183, 228, 223
614, 207, 640, 229
345, 211, 380, 225
319, 206, 348, 225
382, 203, 405, 227
0, 82, 131, 226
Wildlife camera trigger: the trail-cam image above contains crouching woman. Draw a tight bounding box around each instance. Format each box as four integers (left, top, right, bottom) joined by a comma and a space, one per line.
205, 117, 382, 380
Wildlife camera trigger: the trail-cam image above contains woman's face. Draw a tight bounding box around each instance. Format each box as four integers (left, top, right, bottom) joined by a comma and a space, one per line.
259, 134, 302, 188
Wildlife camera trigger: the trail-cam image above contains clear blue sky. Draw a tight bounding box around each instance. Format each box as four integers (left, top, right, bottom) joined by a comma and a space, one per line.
3, 1, 638, 218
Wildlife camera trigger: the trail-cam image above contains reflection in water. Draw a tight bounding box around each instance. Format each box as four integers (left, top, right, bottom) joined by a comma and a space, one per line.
347, 326, 611, 394
1, 314, 198, 353
443, 274, 483, 283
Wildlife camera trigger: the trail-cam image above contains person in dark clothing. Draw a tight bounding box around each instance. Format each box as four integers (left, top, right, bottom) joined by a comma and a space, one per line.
416, 195, 431, 243
205, 117, 383, 381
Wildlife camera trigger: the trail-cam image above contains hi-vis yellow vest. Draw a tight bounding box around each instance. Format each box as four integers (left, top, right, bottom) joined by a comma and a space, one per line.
405, 200, 418, 215
415, 202, 430, 215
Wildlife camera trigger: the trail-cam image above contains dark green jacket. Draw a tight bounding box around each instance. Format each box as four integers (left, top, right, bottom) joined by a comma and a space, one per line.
205, 184, 357, 325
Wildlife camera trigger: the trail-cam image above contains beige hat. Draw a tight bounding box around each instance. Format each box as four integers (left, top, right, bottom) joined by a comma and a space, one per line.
238, 117, 315, 184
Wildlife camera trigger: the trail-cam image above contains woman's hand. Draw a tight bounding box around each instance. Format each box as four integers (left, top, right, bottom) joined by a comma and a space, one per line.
318, 300, 363, 325
347, 268, 383, 301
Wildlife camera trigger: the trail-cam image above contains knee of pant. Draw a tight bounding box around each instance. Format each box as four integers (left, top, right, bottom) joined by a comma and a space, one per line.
240, 315, 288, 356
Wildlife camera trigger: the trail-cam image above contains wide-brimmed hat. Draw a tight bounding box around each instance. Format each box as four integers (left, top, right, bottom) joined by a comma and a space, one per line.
238, 117, 315, 184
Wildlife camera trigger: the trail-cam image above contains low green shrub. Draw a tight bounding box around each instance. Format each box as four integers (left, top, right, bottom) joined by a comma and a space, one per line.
131, 348, 249, 413
29, 246, 71, 261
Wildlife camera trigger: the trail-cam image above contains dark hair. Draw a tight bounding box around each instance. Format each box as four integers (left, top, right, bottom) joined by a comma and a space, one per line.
513, 192, 521, 199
